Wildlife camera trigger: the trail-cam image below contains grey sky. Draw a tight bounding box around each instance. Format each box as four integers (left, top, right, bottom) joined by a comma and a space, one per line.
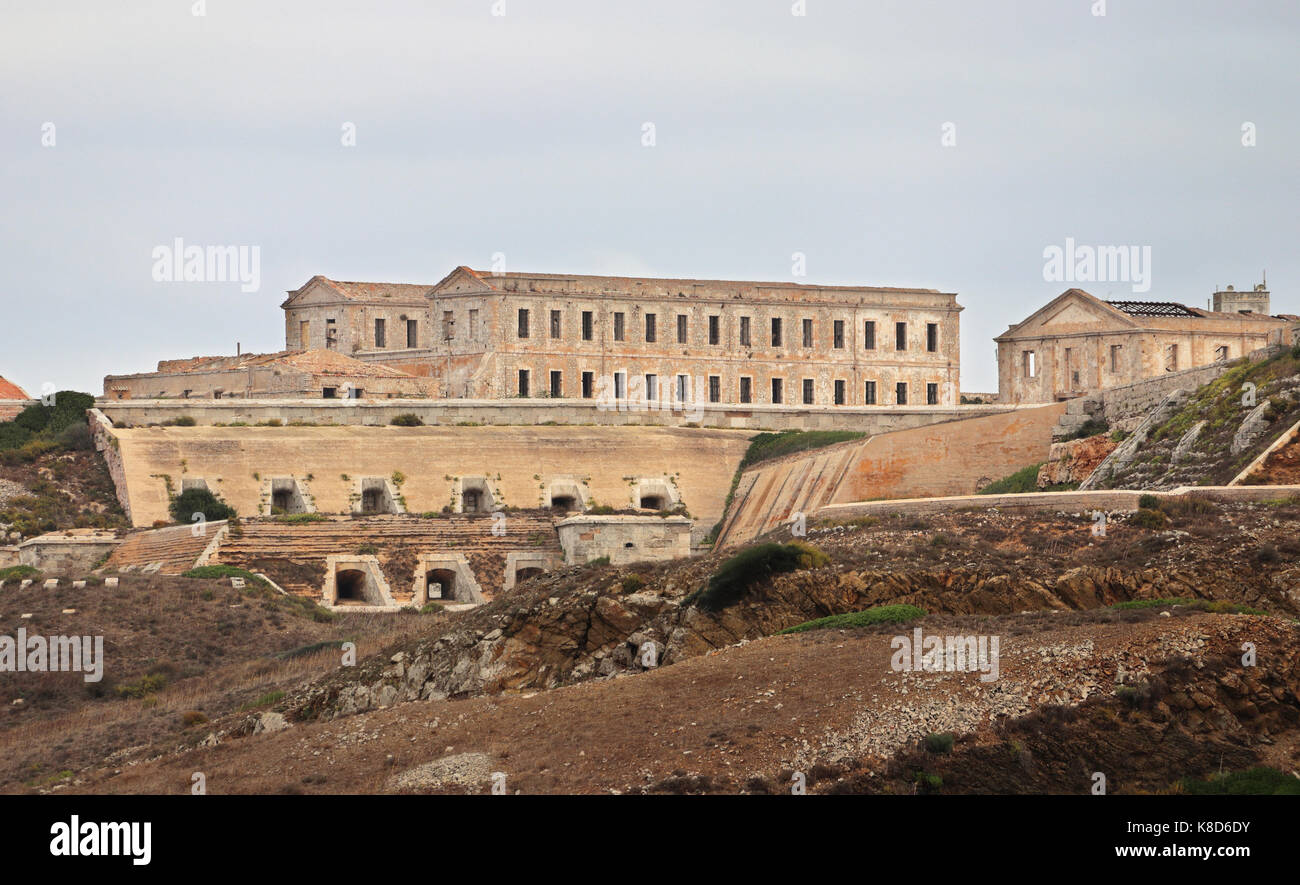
2, 0, 1296, 395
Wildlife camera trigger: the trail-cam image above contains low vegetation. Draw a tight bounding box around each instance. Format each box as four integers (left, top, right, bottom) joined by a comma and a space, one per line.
1177, 766, 1300, 796
168, 486, 236, 523
778, 604, 927, 634
688, 541, 829, 612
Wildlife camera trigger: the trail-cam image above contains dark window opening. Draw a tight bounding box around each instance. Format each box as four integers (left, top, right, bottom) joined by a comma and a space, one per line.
771, 378, 783, 404
739, 377, 752, 404
896, 382, 908, 405
834, 379, 846, 405
803, 379, 814, 404
518, 369, 530, 397
645, 313, 656, 343
408, 319, 419, 347
802, 318, 813, 348
640, 495, 665, 511
864, 381, 876, 405
709, 375, 721, 403
427, 569, 457, 601
895, 322, 907, 351
926, 323, 938, 353
926, 382, 938, 405
833, 320, 845, 349
582, 311, 594, 341
374, 318, 386, 348
550, 370, 562, 398
677, 314, 688, 343
582, 371, 594, 398
550, 309, 562, 338
517, 308, 530, 338
708, 315, 720, 345
864, 320, 876, 350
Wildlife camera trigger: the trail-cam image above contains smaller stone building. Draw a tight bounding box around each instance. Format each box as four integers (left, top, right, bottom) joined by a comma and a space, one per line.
996, 288, 1289, 404
103, 349, 430, 401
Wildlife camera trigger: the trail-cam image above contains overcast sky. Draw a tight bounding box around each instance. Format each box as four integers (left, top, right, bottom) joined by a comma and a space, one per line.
2, 0, 1297, 395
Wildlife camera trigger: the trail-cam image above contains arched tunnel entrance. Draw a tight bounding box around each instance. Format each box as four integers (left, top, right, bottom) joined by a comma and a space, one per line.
336, 569, 368, 603
427, 568, 457, 601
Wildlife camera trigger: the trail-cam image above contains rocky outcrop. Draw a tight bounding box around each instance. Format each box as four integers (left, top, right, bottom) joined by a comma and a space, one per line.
1037, 435, 1117, 487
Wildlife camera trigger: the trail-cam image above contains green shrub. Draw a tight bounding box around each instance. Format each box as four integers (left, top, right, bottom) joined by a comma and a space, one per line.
115, 672, 169, 699
924, 732, 955, 754
621, 574, 646, 592
779, 604, 927, 634
691, 541, 830, 612
181, 710, 208, 727
391, 413, 424, 426
419, 602, 444, 614
276, 512, 329, 523
977, 464, 1044, 495
0, 565, 42, 582
1129, 508, 1168, 529
1138, 493, 1159, 509
161, 415, 197, 427
739, 430, 867, 470
169, 487, 236, 523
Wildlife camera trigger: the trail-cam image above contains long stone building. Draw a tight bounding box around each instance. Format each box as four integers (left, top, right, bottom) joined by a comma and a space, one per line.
281, 267, 963, 407
996, 286, 1290, 404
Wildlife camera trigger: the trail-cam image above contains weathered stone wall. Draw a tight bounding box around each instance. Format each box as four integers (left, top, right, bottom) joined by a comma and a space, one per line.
99, 423, 753, 528
0, 399, 32, 421
18, 532, 119, 574
717, 402, 1067, 547
556, 516, 693, 565
97, 398, 1019, 433
1054, 360, 1237, 440
89, 409, 132, 523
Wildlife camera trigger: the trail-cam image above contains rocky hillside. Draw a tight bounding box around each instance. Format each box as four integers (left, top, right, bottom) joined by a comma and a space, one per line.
1087, 347, 1300, 490
284, 499, 1300, 720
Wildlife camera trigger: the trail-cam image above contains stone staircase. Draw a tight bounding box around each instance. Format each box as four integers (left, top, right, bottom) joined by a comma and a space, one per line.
104, 521, 228, 575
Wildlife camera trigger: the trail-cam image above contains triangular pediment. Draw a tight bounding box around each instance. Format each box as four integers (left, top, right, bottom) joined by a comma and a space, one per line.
998, 289, 1138, 339
281, 276, 350, 309
430, 266, 498, 296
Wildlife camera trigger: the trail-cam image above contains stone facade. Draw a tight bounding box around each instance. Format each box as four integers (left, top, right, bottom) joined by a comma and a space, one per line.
283, 267, 963, 408
556, 515, 693, 565
103, 349, 430, 400
997, 288, 1287, 404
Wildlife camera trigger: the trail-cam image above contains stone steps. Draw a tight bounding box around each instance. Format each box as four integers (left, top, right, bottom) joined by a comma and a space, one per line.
105, 521, 227, 574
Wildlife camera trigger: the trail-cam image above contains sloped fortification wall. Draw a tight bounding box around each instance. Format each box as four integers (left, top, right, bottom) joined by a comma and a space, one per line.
717, 403, 1066, 547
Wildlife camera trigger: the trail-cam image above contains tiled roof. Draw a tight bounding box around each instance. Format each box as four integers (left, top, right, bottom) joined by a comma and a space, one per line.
0, 376, 29, 399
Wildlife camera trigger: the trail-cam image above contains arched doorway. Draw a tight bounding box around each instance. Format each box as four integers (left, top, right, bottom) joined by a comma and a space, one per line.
427, 568, 457, 601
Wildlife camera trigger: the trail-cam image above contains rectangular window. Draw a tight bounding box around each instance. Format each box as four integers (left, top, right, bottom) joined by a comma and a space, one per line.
708, 375, 721, 403
299, 320, 310, 347
550, 370, 562, 398
614, 312, 625, 341
833, 320, 845, 349
550, 309, 562, 338
802, 318, 813, 348
676, 314, 688, 344
739, 377, 752, 404
1024, 350, 1037, 378
1214, 344, 1229, 362
518, 369, 530, 397
1165, 344, 1179, 372
896, 382, 908, 405
926, 323, 938, 353
1109, 344, 1121, 373
322, 386, 337, 399
864, 380, 876, 405
771, 317, 782, 347
645, 374, 657, 401
645, 313, 657, 343
926, 382, 938, 405
582, 310, 594, 341
739, 316, 751, 347
443, 311, 454, 340
896, 322, 907, 351
517, 309, 530, 338
469, 308, 479, 338
582, 371, 594, 398
803, 379, 814, 405
708, 315, 720, 345
834, 379, 846, 405
408, 318, 419, 348
614, 372, 626, 399
771, 378, 783, 404
325, 318, 337, 349
864, 320, 876, 350
374, 318, 386, 348
675, 374, 689, 402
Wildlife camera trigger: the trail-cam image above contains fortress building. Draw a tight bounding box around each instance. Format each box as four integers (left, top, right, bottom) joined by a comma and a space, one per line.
996, 286, 1290, 404
280, 267, 963, 408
